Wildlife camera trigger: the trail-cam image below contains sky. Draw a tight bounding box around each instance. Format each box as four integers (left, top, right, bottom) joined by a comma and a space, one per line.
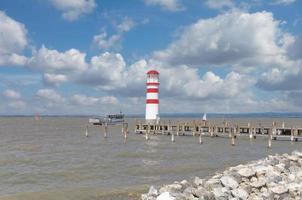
0, 0, 302, 115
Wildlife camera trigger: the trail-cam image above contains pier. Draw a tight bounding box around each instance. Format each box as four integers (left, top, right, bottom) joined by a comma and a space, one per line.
134, 119, 302, 142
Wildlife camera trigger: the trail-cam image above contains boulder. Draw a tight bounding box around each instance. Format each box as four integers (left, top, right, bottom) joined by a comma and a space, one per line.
148, 185, 158, 196
231, 188, 249, 200
220, 176, 239, 189
238, 168, 256, 178
156, 192, 175, 200
193, 176, 204, 187
270, 185, 288, 195
250, 177, 266, 188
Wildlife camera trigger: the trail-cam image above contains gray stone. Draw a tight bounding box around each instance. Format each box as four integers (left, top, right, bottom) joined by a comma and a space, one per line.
193, 176, 204, 187
159, 183, 183, 194
212, 187, 228, 199
204, 178, 220, 190
238, 168, 256, 178
250, 177, 266, 188
220, 176, 239, 189
292, 151, 302, 158
148, 185, 158, 196
271, 185, 288, 195
231, 188, 249, 200
156, 192, 175, 200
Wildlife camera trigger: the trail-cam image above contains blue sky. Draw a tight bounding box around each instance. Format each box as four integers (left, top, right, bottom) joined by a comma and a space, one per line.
0, 0, 302, 115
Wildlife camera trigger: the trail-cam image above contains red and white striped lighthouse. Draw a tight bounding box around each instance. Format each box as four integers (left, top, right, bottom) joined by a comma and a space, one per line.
145, 70, 160, 121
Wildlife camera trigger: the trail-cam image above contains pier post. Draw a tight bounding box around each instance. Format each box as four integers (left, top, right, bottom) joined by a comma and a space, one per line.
85, 125, 88, 137
192, 120, 196, 137
199, 133, 203, 144
290, 128, 294, 142
231, 127, 235, 146
123, 123, 128, 139
211, 126, 214, 137
171, 132, 175, 142
104, 123, 108, 138
146, 123, 150, 140
268, 128, 272, 148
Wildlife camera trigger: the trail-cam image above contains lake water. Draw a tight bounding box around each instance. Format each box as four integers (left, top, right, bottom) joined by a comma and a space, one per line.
0, 117, 301, 200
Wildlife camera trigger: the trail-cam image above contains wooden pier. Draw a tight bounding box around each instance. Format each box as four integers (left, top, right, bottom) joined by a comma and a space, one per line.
134, 119, 302, 142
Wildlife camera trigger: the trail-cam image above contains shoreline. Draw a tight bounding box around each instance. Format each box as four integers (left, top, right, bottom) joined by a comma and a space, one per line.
142, 150, 302, 200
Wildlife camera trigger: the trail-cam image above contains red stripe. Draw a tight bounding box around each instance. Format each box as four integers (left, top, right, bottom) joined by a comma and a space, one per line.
147, 88, 158, 93
146, 99, 159, 104
146, 82, 159, 86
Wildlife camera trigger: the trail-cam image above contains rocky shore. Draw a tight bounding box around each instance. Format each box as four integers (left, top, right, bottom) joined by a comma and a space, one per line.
141, 151, 302, 200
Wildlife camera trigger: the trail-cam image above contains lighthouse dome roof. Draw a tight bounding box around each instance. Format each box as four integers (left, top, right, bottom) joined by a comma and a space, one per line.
147, 70, 159, 75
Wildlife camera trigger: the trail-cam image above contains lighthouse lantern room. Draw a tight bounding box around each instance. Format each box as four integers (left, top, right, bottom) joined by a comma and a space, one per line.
145, 70, 160, 121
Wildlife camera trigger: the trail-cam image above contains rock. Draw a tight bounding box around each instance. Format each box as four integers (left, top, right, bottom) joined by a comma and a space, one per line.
192, 186, 207, 198
231, 188, 249, 200
270, 185, 288, 195
212, 187, 228, 199
148, 185, 158, 196
254, 165, 268, 177
159, 183, 182, 194
220, 176, 239, 189
292, 151, 302, 158
238, 168, 256, 178
288, 155, 299, 162
156, 192, 175, 200
250, 177, 266, 188
204, 178, 220, 190
193, 177, 204, 187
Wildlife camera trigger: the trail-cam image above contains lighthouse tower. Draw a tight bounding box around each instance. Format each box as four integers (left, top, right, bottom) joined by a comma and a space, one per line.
145, 70, 160, 121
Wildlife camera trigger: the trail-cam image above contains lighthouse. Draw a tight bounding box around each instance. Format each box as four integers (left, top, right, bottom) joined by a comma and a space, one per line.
145, 70, 160, 121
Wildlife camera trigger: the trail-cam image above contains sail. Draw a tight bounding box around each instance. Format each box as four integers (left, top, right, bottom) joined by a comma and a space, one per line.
202, 113, 207, 121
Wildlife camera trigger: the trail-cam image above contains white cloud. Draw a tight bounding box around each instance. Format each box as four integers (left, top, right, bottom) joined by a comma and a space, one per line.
257, 66, 302, 90
50, 0, 96, 21
78, 52, 126, 89
116, 17, 136, 33
3, 89, 21, 100
271, 0, 295, 5
154, 11, 289, 69
36, 89, 65, 103
70, 94, 99, 106
0, 11, 28, 66
144, 0, 184, 11
205, 0, 235, 10
100, 96, 118, 105
27, 46, 88, 72
43, 73, 68, 86
8, 100, 26, 109
93, 32, 122, 50
93, 17, 136, 50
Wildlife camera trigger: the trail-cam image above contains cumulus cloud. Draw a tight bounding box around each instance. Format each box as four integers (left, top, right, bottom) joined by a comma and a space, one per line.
257, 67, 302, 91
271, 0, 295, 5
78, 52, 126, 89
43, 73, 68, 86
3, 89, 21, 100
50, 0, 96, 21
27, 46, 88, 72
93, 17, 136, 50
93, 32, 122, 50
0, 11, 28, 66
205, 0, 235, 10
36, 89, 65, 103
8, 100, 26, 109
154, 11, 289, 69
287, 35, 302, 60
70, 94, 99, 106
143, 0, 184, 11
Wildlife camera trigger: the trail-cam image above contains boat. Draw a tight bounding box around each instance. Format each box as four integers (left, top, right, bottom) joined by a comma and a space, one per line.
89, 113, 124, 125
202, 113, 207, 121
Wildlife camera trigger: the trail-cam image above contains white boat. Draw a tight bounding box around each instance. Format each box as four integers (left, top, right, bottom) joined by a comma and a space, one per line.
202, 113, 207, 121
89, 113, 124, 125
